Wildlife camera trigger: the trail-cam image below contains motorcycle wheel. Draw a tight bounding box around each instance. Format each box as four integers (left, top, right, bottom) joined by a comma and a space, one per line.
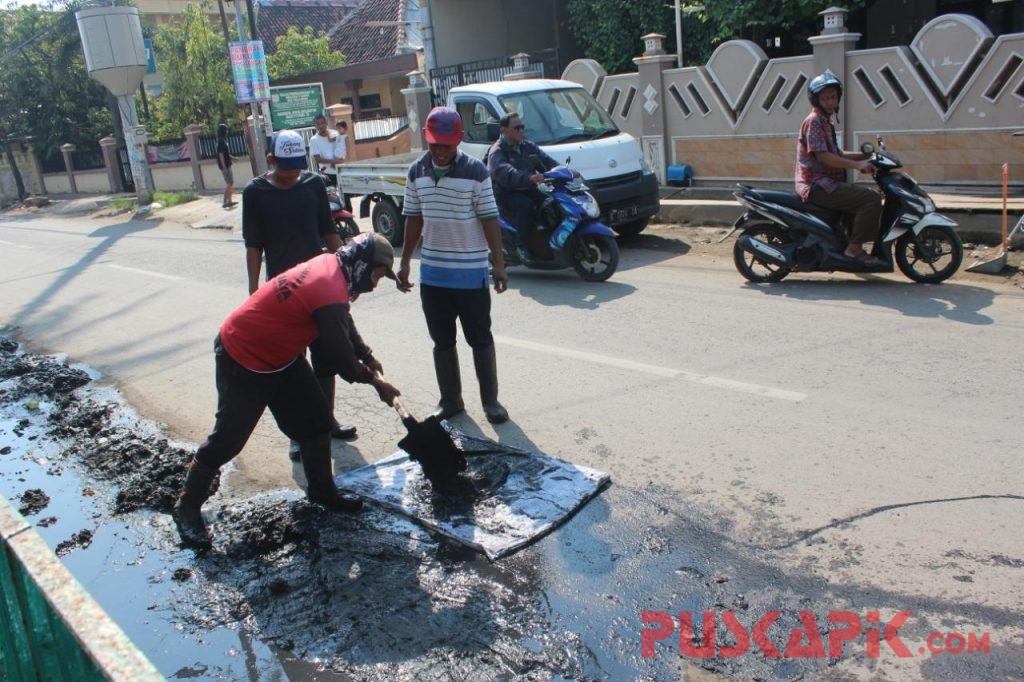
894, 226, 963, 283
334, 217, 360, 243
732, 223, 793, 283
571, 234, 619, 282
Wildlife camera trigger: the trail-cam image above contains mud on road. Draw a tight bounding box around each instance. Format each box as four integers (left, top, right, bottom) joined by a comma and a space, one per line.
2, 337, 1022, 680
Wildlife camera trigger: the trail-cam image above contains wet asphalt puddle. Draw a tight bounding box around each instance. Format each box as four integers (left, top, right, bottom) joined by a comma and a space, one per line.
1, 337, 1021, 680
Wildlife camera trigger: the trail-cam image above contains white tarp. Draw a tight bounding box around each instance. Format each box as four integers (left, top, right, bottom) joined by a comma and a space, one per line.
334, 432, 609, 560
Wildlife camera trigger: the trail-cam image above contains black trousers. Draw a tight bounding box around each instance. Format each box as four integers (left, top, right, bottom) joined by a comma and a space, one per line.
498, 190, 541, 248
194, 336, 334, 469
420, 284, 494, 351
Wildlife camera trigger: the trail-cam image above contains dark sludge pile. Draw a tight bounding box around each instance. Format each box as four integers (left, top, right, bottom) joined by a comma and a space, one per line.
0, 337, 213, 515
180, 495, 587, 680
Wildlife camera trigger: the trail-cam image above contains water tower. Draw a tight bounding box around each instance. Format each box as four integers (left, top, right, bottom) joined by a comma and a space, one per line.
76, 6, 153, 204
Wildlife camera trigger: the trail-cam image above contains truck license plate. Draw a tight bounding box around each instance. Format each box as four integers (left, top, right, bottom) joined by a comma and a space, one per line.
609, 205, 639, 223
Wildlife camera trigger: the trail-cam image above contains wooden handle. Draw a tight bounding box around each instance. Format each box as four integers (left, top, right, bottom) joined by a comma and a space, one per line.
374, 370, 412, 421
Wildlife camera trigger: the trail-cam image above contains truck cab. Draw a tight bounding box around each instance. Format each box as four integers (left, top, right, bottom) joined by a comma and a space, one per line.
448, 79, 660, 236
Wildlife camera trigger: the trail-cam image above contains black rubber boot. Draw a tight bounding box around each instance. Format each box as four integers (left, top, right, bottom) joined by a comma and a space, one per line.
431, 347, 465, 419
300, 434, 363, 513
473, 344, 509, 424
291, 377, 355, 462
172, 458, 218, 549
318, 374, 357, 441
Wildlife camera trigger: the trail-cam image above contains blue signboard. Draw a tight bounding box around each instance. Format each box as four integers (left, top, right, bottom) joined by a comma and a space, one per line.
144, 38, 157, 74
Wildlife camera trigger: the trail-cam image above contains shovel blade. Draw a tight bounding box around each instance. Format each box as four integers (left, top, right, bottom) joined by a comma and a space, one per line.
965, 251, 1007, 273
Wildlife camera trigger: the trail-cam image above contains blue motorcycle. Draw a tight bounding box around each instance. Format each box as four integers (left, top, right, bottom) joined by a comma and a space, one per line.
498, 166, 620, 282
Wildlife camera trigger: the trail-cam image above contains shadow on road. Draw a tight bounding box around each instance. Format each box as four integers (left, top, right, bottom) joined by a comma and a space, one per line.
9, 217, 164, 329
744, 278, 997, 325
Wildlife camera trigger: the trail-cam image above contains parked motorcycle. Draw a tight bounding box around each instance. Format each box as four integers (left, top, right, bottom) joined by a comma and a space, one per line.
320, 171, 359, 242
498, 165, 619, 282
730, 137, 963, 284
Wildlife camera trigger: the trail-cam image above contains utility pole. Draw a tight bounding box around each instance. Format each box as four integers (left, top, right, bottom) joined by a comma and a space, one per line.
227, 0, 267, 173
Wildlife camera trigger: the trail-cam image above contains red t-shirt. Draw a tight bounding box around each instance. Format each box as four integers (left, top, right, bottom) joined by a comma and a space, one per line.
220, 253, 350, 372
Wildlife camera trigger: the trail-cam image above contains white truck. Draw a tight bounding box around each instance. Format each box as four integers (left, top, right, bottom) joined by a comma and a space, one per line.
339, 79, 661, 245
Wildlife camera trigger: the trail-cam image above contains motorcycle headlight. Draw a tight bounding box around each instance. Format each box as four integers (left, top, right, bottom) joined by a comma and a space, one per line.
573, 193, 600, 218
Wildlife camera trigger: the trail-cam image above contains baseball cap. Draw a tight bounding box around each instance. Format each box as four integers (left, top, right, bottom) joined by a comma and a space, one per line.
269, 130, 308, 170
369, 233, 398, 280
424, 107, 463, 146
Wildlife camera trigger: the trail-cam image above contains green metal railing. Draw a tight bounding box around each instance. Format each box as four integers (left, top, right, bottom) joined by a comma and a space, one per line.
0, 496, 163, 681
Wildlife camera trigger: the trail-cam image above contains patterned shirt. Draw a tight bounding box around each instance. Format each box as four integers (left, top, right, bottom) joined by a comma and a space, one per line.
795, 109, 847, 201
403, 151, 500, 289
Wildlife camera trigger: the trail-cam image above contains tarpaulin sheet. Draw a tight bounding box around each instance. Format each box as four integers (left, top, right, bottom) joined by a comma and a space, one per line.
334, 429, 610, 560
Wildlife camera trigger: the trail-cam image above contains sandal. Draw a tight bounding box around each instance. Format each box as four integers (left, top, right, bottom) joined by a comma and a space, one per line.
851, 252, 882, 266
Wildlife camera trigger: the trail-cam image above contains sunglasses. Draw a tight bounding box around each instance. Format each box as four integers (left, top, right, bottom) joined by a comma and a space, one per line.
512, 125, 525, 131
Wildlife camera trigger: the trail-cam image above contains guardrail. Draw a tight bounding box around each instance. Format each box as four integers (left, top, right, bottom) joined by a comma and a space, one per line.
0, 495, 162, 681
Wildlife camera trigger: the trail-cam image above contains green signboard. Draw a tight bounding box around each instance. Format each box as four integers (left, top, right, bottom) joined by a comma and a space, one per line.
269, 83, 326, 130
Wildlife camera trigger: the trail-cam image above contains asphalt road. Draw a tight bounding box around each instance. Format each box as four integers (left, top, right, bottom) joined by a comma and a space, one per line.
1, 206, 1023, 678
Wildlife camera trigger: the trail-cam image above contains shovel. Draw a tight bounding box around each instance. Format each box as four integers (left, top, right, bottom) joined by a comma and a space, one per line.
380, 375, 466, 484
967, 162, 1022, 274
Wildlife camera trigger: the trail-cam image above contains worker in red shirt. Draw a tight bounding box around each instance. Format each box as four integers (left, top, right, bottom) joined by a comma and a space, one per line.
173, 233, 401, 549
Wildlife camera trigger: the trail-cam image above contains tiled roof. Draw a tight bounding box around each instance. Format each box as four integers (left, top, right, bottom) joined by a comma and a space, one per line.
257, 0, 408, 66
330, 0, 407, 65
257, 0, 363, 56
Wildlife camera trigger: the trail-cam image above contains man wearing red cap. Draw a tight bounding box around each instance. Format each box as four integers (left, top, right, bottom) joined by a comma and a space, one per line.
398, 107, 511, 425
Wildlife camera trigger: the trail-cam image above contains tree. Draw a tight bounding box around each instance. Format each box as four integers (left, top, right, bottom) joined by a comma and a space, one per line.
566, 0, 868, 74
149, 1, 238, 138
0, 2, 114, 170
266, 26, 346, 81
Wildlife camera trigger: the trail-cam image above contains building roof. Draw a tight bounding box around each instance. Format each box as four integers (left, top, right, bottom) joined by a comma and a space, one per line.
330, 0, 408, 66
257, 0, 362, 55
257, 0, 410, 66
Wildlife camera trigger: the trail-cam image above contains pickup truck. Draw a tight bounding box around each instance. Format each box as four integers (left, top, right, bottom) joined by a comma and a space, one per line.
339, 79, 661, 245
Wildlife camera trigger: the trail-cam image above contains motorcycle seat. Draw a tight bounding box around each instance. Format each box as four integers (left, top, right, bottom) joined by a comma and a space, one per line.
739, 186, 841, 226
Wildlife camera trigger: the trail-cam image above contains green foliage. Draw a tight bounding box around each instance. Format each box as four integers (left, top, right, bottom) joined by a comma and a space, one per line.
566, 0, 868, 73
153, 189, 197, 206
149, 1, 238, 138
565, 0, 674, 74
0, 1, 114, 168
266, 25, 346, 80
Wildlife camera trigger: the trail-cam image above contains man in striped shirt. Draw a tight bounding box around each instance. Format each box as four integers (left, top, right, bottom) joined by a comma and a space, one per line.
398, 107, 510, 424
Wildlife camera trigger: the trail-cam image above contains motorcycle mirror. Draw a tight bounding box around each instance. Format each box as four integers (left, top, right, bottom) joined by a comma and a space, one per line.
876, 135, 886, 150
564, 156, 571, 165
860, 142, 874, 155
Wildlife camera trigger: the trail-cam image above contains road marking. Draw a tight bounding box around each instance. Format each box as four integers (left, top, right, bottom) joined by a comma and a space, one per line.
495, 335, 807, 402
106, 264, 184, 281
0, 239, 31, 249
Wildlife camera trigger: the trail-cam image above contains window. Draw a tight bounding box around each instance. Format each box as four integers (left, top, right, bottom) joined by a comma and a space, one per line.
880, 65, 911, 105
984, 54, 1023, 102
761, 74, 788, 112
607, 88, 621, 118
782, 74, 808, 111
669, 84, 692, 117
453, 99, 499, 143
686, 82, 710, 115
358, 93, 382, 110
854, 67, 885, 107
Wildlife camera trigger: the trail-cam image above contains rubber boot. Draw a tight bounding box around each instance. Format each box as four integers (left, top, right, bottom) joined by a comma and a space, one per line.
431, 347, 465, 419
291, 376, 355, 462
473, 344, 509, 424
300, 434, 363, 513
172, 458, 218, 549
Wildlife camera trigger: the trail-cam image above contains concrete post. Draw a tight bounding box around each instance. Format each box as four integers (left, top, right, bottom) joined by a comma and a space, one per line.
183, 124, 205, 191
401, 71, 432, 152
60, 144, 78, 194
808, 7, 861, 150
632, 34, 675, 185
504, 53, 542, 81
99, 136, 122, 192
6, 137, 47, 196
326, 103, 353, 132
246, 112, 269, 173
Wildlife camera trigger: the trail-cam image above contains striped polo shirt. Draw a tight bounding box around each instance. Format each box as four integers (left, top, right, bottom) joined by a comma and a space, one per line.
402, 151, 499, 289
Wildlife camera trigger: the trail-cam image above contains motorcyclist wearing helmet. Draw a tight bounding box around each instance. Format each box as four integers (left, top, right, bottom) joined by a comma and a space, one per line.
796, 71, 882, 265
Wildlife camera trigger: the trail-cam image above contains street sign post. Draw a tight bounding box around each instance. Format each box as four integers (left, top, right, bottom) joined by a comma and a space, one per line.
269, 83, 326, 130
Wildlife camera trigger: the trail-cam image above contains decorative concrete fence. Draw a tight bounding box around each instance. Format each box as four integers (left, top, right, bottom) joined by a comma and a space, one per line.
561, 9, 1024, 189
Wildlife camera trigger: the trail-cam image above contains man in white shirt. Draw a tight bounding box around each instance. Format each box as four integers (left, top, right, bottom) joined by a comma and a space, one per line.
309, 114, 343, 186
